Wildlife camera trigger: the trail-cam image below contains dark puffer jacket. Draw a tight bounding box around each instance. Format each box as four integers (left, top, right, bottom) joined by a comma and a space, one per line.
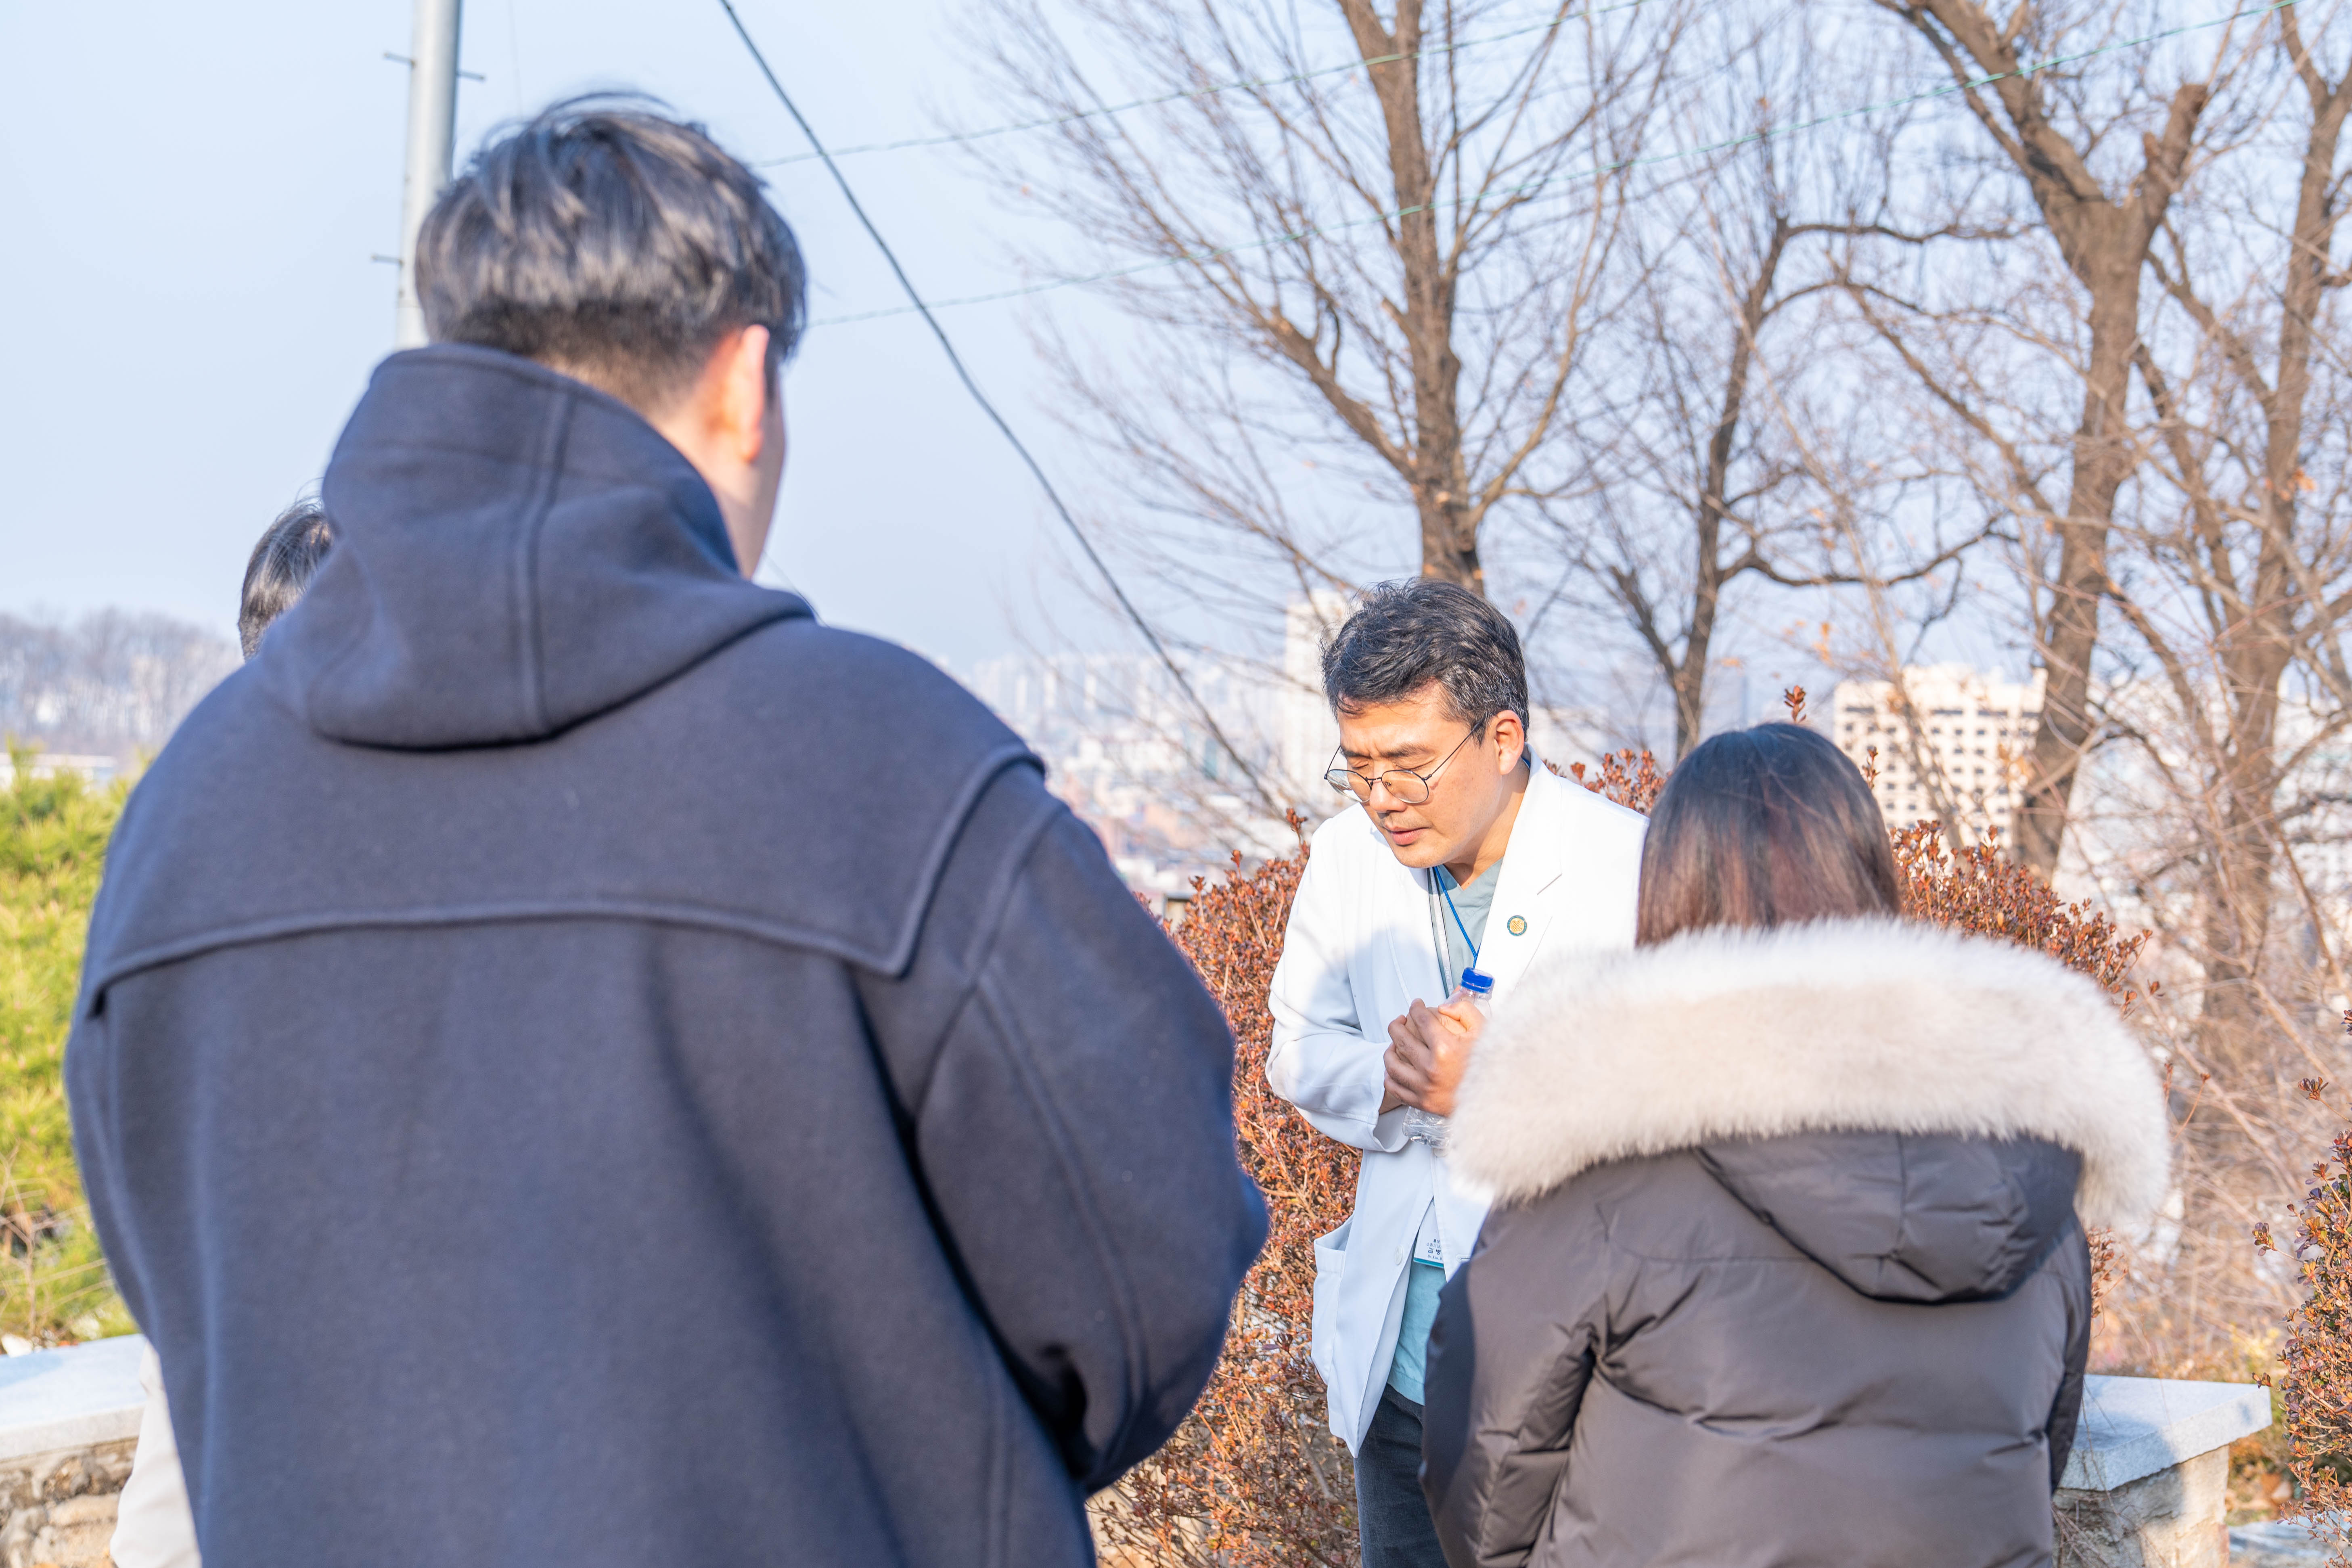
1423, 917, 2169, 1568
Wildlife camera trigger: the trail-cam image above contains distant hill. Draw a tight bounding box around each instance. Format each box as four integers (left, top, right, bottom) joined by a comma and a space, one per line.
0, 609, 237, 768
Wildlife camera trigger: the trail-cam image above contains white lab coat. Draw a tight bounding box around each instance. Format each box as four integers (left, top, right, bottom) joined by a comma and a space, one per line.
1266, 760, 1645, 1451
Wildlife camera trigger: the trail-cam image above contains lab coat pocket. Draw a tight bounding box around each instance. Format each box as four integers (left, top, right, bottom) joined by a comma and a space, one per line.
1309, 1216, 1352, 1388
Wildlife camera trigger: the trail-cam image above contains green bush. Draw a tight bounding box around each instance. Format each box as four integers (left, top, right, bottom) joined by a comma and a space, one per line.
0, 745, 134, 1341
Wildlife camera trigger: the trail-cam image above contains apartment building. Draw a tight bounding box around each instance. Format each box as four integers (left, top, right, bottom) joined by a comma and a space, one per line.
1831, 664, 2044, 839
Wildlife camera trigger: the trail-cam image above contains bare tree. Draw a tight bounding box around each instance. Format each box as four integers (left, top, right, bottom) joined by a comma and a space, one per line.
2097, 7, 2352, 1038
2002, 5, 2352, 1371
968, 0, 1684, 620
1530, 13, 2003, 758
1859, 0, 2221, 877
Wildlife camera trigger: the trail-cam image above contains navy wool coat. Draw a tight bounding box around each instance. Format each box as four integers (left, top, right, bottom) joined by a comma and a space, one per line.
67, 345, 1266, 1568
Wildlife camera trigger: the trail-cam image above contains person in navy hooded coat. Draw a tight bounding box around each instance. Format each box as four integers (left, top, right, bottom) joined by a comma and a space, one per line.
67, 97, 1265, 1568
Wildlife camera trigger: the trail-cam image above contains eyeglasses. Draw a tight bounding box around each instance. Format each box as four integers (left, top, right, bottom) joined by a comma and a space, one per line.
1324, 722, 1488, 806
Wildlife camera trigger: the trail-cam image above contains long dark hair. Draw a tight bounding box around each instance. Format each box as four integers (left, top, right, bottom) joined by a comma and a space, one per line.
1636, 723, 1900, 945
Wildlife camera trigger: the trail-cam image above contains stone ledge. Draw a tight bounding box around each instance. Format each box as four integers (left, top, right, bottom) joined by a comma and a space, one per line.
0, 1339, 144, 1466
2059, 1374, 2270, 1493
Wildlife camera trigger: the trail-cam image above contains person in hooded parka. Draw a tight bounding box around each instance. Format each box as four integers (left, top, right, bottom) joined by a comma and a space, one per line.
1419, 722, 2170, 1568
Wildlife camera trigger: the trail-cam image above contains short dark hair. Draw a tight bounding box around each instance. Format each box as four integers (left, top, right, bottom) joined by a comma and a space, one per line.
1320, 580, 1529, 732
417, 95, 808, 411
240, 500, 336, 659
1636, 723, 1900, 945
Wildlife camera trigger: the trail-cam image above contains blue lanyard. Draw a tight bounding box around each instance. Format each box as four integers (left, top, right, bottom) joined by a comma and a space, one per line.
1439, 870, 1479, 967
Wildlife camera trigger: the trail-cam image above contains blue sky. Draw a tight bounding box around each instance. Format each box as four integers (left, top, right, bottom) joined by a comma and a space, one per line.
0, 0, 1119, 666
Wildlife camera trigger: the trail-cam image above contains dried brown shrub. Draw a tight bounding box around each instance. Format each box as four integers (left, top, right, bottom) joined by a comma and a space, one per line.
2254, 1068, 2352, 1560
1891, 823, 2151, 1006
1559, 749, 1665, 813
1092, 837, 1360, 1567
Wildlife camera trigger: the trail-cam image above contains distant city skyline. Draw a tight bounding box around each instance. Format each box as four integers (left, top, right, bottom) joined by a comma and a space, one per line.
1831, 665, 2045, 844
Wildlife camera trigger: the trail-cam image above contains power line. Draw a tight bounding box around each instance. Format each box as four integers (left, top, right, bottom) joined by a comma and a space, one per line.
809, 0, 2299, 329
714, 0, 1289, 817
755, 0, 1652, 169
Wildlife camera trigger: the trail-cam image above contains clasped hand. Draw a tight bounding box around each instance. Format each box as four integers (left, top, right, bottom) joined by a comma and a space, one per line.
1380, 996, 1483, 1119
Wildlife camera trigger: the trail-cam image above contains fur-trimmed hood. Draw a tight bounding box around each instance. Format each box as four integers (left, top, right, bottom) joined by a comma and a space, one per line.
1448, 917, 2169, 1233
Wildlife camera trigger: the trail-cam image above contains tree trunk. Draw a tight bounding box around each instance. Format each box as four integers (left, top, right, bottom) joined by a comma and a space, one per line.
1335, 0, 1476, 595
2201, 657, 2288, 1030
2187, 17, 2352, 1023
1668, 218, 1787, 758
2012, 259, 2142, 873
1896, 1, 2210, 879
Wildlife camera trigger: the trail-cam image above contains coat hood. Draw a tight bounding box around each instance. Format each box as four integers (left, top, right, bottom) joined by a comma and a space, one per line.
266, 345, 807, 749
1693, 1130, 2082, 1301
1447, 917, 2169, 1237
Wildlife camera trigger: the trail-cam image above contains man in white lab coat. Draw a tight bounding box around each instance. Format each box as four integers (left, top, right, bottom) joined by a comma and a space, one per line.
1268, 581, 1646, 1567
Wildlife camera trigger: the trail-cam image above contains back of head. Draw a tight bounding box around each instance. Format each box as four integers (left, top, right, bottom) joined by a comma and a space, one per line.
1624, 725, 2099, 1315
1636, 722, 1898, 944
239, 500, 335, 659
416, 95, 807, 413
1321, 579, 1529, 729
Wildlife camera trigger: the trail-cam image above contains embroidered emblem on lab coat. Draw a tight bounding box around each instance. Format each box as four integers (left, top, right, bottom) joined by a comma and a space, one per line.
1507, 915, 1527, 936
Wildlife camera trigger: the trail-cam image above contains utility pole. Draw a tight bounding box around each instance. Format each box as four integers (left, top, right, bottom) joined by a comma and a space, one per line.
393, 0, 463, 348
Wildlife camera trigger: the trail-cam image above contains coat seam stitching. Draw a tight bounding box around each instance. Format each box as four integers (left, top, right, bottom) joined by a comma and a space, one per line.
518, 394, 573, 734
86, 895, 951, 1003
902, 794, 1063, 1126
80, 745, 1043, 1010
971, 973, 1155, 1480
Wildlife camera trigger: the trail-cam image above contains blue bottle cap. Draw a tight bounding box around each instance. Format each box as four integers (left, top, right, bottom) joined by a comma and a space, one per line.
1459, 968, 1494, 996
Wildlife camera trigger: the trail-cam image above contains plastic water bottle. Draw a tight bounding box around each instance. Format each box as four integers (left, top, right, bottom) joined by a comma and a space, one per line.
1447, 967, 1496, 1018
1402, 969, 1493, 1149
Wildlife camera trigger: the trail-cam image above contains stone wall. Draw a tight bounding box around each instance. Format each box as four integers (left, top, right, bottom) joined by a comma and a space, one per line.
0, 1337, 148, 1568
2054, 1444, 2229, 1568
0, 1437, 132, 1568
